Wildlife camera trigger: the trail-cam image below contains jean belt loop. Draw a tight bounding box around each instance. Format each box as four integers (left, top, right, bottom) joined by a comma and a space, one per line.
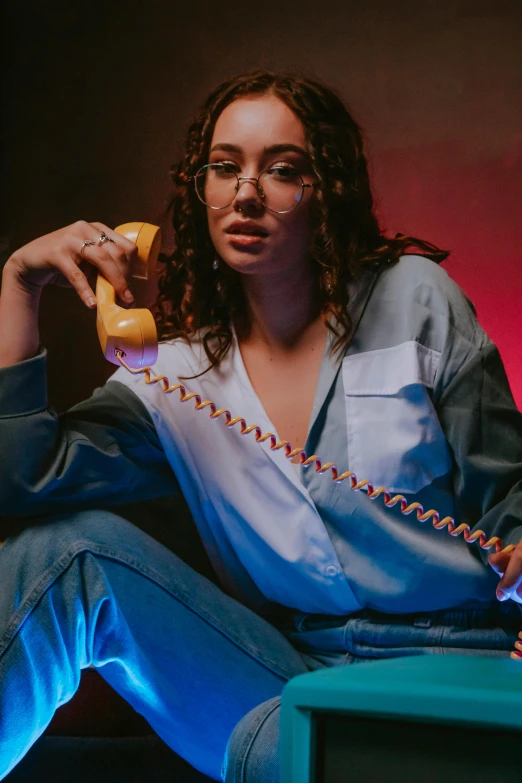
413, 615, 433, 629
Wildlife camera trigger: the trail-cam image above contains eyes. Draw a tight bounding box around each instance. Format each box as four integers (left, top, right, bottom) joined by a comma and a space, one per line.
208, 161, 302, 179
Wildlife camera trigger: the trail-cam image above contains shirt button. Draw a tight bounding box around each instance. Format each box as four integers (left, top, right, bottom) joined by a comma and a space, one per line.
325, 565, 338, 577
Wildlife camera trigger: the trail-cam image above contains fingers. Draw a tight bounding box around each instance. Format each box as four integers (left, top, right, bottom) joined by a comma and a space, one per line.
84, 244, 135, 305
488, 550, 511, 576
7, 221, 140, 309
50, 249, 99, 309
71, 221, 136, 307
90, 222, 138, 265
491, 543, 522, 602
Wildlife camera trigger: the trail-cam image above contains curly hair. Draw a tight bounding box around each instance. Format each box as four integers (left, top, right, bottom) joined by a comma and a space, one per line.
155, 70, 448, 372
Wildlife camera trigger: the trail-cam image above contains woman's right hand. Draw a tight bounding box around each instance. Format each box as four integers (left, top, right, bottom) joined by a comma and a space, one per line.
5, 221, 138, 309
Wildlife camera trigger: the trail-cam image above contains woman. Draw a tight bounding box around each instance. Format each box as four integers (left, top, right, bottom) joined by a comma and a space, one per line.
0, 71, 521, 782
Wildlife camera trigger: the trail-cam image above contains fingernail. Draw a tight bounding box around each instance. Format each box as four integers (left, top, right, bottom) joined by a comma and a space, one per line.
124, 290, 134, 303
496, 588, 508, 601
87, 296, 96, 308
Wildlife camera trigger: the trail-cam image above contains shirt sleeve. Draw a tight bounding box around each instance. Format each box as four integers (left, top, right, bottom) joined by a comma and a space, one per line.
435, 341, 522, 562
0, 350, 179, 518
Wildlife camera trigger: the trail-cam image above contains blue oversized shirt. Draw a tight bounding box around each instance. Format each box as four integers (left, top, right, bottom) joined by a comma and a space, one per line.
2, 255, 521, 615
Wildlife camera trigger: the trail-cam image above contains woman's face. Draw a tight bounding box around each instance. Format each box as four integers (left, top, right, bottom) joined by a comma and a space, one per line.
206, 95, 317, 279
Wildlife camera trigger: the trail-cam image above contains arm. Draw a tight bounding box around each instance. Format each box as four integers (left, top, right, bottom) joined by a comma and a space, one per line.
435, 342, 522, 599
0, 222, 172, 517
0, 350, 179, 518
0, 220, 136, 368
0, 261, 42, 367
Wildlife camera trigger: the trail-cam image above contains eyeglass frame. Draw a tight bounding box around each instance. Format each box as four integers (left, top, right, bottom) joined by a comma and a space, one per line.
192, 163, 319, 214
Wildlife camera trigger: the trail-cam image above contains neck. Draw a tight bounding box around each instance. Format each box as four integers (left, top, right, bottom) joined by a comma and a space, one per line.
236, 266, 324, 350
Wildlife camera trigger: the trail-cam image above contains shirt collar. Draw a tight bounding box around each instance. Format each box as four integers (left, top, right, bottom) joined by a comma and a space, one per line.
223, 266, 382, 494
307, 266, 382, 437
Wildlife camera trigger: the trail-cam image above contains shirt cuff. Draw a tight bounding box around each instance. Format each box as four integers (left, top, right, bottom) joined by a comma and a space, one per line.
0, 348, 48, 418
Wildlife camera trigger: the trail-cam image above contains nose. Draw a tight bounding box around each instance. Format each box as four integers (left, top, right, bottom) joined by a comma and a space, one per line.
233, 177, 263, 213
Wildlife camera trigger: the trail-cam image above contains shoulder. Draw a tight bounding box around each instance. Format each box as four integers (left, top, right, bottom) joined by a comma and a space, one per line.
156, 335, 209, 374
373, 254, 488, 346
376, 254, 474, 315
366, 254, 494, 397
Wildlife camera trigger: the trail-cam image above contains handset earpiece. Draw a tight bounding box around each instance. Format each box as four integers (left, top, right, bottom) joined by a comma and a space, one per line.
96, 222, 161, 368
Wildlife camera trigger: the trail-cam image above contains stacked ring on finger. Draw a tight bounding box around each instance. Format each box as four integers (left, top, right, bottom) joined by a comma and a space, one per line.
98, 231, 115, 246
80, 239, 97, 259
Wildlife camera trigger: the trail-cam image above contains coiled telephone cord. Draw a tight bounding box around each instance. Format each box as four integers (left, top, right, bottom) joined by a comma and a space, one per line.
117, 351, 522, 660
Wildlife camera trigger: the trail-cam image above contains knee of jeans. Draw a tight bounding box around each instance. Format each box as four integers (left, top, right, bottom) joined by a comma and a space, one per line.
222, 696, 281, 783
1, 509, 132, 569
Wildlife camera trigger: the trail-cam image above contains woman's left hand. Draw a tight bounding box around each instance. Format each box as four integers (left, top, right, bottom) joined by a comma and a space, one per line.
489, 538, 522, 603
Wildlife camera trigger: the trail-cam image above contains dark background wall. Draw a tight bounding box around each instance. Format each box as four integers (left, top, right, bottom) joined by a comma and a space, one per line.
2, 0, 522, 410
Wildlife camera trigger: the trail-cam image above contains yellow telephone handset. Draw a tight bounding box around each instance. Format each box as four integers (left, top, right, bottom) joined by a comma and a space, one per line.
96, 222, 161, 369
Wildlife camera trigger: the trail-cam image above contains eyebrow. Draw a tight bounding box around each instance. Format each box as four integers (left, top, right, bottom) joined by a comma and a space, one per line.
210, 143, 308, 156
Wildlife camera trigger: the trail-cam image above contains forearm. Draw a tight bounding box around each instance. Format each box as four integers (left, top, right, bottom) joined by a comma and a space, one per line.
436, 343, 522, 562
0, 260, 42, 368
0, 353, 179, 517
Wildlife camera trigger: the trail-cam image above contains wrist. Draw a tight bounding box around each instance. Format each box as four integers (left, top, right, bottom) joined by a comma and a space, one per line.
0, 259, 42, 367
2, 257, 43, 301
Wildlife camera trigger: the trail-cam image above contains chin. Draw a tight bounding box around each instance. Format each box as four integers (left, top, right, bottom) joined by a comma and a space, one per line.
219, 248, 271, 273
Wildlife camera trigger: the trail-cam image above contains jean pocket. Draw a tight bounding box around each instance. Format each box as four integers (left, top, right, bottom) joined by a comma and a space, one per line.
342, 341, 451, 494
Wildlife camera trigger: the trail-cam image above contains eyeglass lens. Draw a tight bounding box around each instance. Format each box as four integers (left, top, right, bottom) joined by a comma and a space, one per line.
195, 164, 304, 213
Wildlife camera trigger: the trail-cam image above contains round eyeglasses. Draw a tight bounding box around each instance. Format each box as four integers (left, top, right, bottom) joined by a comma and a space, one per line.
193, 163, 317, 214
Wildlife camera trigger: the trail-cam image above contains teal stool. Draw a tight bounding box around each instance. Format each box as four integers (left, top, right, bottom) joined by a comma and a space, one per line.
281, 655, 522, 783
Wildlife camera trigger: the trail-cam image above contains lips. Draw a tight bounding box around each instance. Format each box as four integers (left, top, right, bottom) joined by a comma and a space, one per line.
225, 221, 269, 237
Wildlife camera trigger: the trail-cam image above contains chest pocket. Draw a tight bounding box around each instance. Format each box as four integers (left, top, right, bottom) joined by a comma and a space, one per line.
342, 341, 452, 495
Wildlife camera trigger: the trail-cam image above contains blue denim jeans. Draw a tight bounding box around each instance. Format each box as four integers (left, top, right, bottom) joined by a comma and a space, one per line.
0, 510, 520, 782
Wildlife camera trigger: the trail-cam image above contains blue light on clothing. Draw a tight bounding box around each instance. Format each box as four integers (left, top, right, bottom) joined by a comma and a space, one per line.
1, 254, 522, 780
0, 509, 520, 782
